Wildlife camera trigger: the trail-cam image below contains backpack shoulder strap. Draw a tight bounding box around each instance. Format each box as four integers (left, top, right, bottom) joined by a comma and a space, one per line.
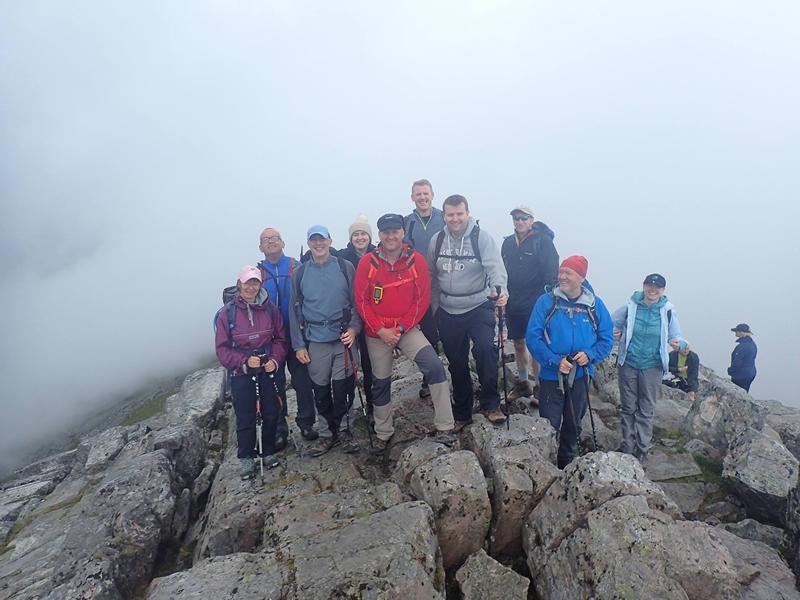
470, 223, 482, 263
433, 229, 446, 261
225, 300, 237, 346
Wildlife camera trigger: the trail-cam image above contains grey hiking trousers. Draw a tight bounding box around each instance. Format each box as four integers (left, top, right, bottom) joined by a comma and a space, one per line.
618, 364, 662, 456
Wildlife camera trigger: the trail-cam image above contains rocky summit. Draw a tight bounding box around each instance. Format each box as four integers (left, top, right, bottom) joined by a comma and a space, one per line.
1, 353, 799, 599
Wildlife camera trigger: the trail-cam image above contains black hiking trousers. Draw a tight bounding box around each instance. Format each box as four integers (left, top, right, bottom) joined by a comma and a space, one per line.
231, 373, 280, 459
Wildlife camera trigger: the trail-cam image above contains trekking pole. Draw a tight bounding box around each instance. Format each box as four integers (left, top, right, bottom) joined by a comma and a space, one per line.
495, 285, 511, 431
560, 361, 580, 457
252, 372, 264, 478
268, 371, 302, 458
341, 308, 374, 449
584, 370, 598, 452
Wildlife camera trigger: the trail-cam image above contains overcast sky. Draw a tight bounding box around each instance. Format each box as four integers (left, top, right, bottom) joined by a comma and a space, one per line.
1, 1, 798, 471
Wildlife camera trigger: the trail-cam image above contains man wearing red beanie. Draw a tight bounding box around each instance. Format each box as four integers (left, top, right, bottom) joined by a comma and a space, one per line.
525, 255, 614, 468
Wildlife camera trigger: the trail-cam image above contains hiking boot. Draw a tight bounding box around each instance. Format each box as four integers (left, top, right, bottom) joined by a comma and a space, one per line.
512, 380, 533, 398
452, 419, 473, 433
634, 449, 649, 469
263, 455, 280, 470
419, 382, 431, 399
240, 458, 255, 480
301, 428, 319, 441
371, 436, 392, 455
484, 409, 507, 426
308, 435, 340, 457
275, 435, 287, 452
340, 430, 360, 454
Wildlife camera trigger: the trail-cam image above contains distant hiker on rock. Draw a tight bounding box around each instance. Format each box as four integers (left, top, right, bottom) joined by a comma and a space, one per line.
355, 213, 455, 453
290, 225, 362, 457
526, 255, 614, 469
501, 204, 559, 405
215, 266, 288, 479
339, 215, 377, 414
728, 323, 757, 392
612, 273, 683, 467
428, 194, 509, 430
664, 340, 699, 400
258, 227, 320, 444
404, 178, 445, 401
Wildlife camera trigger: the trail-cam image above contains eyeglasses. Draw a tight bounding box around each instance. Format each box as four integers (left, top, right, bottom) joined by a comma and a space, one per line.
512, 215, 531, 221
260, 236, 282, 243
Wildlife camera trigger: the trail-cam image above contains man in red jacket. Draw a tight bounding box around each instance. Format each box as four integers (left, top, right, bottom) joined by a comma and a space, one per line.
355, 213, 455, 453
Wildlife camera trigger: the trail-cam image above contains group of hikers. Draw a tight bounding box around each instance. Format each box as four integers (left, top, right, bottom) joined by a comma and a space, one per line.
214, 179, 758, 480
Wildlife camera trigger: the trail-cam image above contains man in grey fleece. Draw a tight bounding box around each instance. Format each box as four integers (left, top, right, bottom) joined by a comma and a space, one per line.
428, 194, 509, 430
290, 225, 362, 456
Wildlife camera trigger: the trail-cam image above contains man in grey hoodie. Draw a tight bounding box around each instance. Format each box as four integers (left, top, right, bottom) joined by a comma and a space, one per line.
290, 225, 362, 456
428, 194, 509, 430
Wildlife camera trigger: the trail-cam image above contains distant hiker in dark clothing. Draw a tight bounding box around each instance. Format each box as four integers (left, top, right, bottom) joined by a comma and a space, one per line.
215, 266, 288, 479
526, 255, 614, 469
290, 225, 362, 456
501, 204, 559, 405
665, 340, 699, 401
258, 227, 320, 444
428, 194, 509, 430
728, 323, 757, 392
338, 215, 376, 413
355, 214, 455, 453
613, 273, 684, 467
404, 178, 445, 400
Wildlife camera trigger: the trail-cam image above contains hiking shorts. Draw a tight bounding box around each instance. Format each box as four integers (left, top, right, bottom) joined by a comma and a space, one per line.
506, 309, 532, 340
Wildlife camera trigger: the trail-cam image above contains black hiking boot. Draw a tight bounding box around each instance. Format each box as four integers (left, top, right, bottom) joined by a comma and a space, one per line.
370, 435, 392, 456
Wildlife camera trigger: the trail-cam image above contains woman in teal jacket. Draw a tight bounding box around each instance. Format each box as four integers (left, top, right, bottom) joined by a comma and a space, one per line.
611, 273, 683, 466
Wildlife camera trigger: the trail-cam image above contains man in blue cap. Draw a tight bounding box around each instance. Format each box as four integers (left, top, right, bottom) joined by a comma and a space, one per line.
289, 225, 362, 456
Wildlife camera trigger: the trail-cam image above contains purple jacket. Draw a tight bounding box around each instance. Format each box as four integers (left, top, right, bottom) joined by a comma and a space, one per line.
215, 289, 288, 376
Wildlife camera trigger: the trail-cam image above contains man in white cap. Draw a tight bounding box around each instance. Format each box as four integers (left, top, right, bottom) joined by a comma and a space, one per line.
501, 205, 559, 404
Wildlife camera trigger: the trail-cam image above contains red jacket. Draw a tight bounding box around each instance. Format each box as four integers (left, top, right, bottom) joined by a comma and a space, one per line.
354, 244, 430, 338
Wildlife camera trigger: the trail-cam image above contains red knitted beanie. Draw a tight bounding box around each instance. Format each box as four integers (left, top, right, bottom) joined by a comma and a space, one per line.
560, 255, 588, 278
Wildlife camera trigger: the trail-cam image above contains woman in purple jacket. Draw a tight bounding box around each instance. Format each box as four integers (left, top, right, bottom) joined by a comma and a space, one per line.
215, 265, 288, 479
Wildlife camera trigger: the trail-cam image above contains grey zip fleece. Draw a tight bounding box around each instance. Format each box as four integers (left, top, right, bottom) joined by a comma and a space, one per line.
427, 218, 508, 315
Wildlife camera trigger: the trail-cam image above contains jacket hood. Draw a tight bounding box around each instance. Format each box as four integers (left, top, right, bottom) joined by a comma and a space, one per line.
532, 221, 555, 240
553, 284, 596, 308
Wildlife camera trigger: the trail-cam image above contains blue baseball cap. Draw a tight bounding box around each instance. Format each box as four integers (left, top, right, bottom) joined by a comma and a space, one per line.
306, 225, 331, 240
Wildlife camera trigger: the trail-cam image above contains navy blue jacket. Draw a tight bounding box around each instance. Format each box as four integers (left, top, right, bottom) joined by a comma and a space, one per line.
501, 221, 558, 316
728, 336, 757, 381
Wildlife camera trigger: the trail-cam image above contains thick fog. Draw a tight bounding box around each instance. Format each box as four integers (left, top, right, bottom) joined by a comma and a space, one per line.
2, 1, 798, 472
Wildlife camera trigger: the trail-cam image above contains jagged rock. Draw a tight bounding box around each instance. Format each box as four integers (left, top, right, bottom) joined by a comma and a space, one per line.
13, 449, 78, 487
723, 429, 799, 526
658, 481, 712, 515
764, 400, 800, 461
152, 423, 207, 484
393, 438, 452, 489
0, 480, 55, 506
0, 448, 179, 600
682, 377, 767, 450
409, 450, 491, 569
464, 413, 557, 471
81, 426, 128, 473
523, 453, 799, 600
282, 501, 444, 599
785, 474, 800, 580
653, 385, 694, 433
148, 551, 289, 599
721, 518, 785, 550
580, 409, 620, 452
645, 450, 702, 481
487, 443, 559, 557
703, 499, 747, 524
166, 367, 224, 429
685, 437, 723, 461
0, 500, 27, 543
191, 459, 217, 505
455, 548, 529, 599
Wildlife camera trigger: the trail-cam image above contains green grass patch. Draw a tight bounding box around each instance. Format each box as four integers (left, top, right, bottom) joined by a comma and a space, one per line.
121, 392, 169, 426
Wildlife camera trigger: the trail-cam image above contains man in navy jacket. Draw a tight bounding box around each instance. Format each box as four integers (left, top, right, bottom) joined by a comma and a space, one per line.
728, 323, 757, 392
